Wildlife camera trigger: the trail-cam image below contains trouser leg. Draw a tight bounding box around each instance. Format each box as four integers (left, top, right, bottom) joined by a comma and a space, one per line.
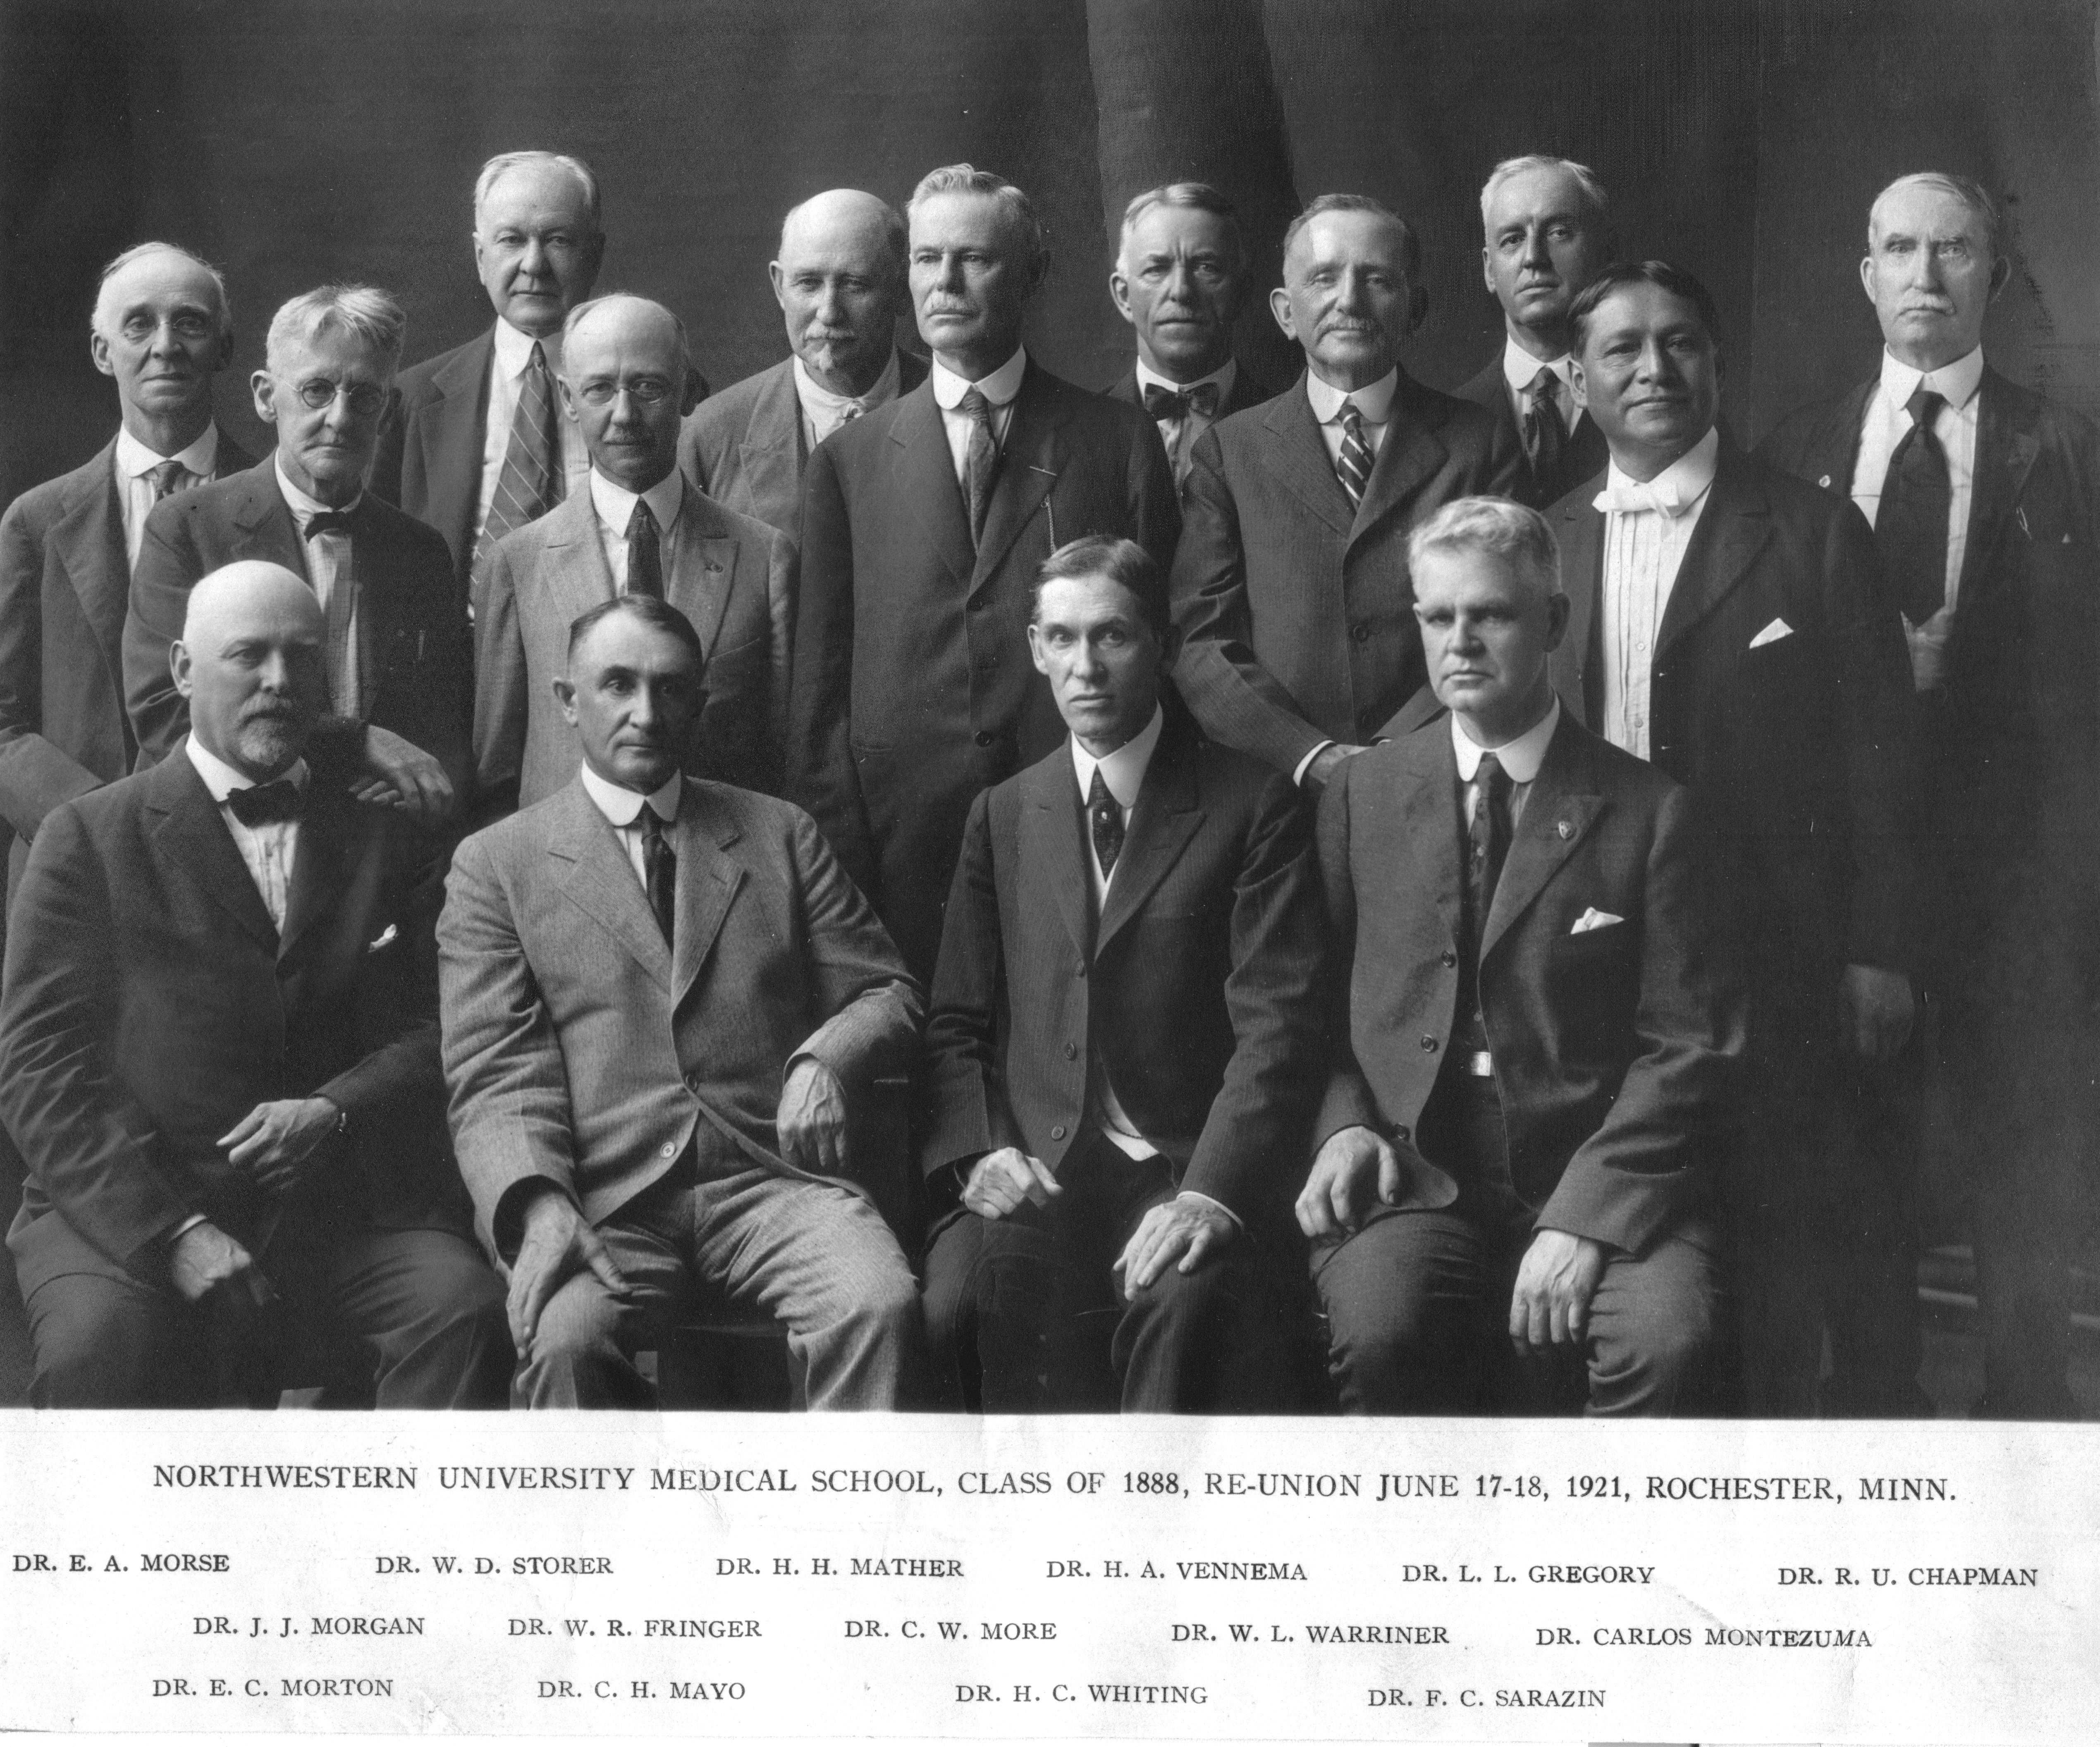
313, 1227, 513, 1409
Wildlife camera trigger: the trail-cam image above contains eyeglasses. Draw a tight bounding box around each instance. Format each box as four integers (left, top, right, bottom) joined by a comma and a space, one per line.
293, 377, 389, 417
573, 378, 674, 408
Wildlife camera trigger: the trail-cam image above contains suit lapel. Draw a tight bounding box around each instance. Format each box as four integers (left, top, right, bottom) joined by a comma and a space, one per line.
146, 750, 277, 950
1554, 497, 1604, 726
1349, 375, 1448, 548
1095, 726, 1204, 955
890, 385, 976, 588
551, 782, 672, 993
736, 359, 805, 522
1481, 716, 1604, 961
1960, 369, 2043, 604
428, 332, 496, 553
1019, 749, 1092, 965
1809, 379, 1875, 495
538, 490, 616, 630
667, 485, 737, 650
276, 785, 361, 968
669, 788, 744, 1011
1388, 727, 1463, 955
1656, 445, 1771, 656
972, 365, 1066, 590
1265, 381, 1357, 538
52, 442, 130, 679
228, 465, 310, 579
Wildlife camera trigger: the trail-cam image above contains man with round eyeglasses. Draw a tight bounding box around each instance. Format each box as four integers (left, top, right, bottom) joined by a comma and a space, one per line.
473, 293, 789, 816
124, 284, 472, 821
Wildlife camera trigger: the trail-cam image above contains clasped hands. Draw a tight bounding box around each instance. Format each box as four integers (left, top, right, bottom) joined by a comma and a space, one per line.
1296, 1124, 1607, 1355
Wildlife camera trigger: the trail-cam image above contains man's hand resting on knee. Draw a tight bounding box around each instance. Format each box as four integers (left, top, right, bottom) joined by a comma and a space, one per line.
1115, 1193, 1236, 1296
1296, 1124, 1420, 1239
508, 1189, 629, 1352
960, 1147, 1061, 1221
1508, 1227, 1607, 1355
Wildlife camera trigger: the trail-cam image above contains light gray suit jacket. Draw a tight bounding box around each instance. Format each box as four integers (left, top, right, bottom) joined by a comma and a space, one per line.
472, 479, 791, 814
437, 775, 922, 1255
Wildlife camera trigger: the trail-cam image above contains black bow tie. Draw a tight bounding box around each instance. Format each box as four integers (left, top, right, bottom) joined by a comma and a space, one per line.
226, 780, 303, 826
303, 508, 356, 539
1142, 380, 1221, 422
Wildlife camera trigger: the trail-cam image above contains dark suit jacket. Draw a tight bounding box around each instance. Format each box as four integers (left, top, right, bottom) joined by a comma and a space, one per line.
0, 428, 256, 896
125, 461, 473, 800
439, 776, 922, 1253
1317, 708, 1741, 1254
920, 704, 1325, 1221
1758, 367, 2100, 993
369, 327, 497, 599
1453, 355, 1609, 510
1547, 440, 1917, 1047
1170, 368, 1524, 780
0, 746, 464, 1301
680, 349, 931, 542
790, 357, 1181, 980
473, 481, 790, 813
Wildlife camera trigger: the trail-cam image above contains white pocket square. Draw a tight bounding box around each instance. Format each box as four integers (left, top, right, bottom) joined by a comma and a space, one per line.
366, 924, 399, 952
1749, 617, 1794, 649
1571, 908, 1624, 934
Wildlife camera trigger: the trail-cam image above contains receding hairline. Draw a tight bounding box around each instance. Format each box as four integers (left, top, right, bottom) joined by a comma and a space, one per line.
561, 292, 692, 371
1282, 196, 1420, 280
1478, 155, 1612, 232
1866, 172, 2003, 255
92, 242, 232, 335
1117, 182, 1247, 270
182, 561, 325, 645
474, 150, 602, 233
776, 190, 908, 272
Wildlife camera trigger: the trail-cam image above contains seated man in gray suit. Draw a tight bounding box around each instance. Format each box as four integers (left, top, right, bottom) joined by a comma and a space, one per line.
475, 294, 790, 816
440, 594, 924, 1409
1302, 498, 1738, 1414
679, 188, 926, 552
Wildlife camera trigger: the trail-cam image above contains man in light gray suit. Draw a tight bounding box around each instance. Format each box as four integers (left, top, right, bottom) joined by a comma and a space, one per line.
474, 294, 789, 816
440, 594, 925, 1409
679, 189, 927, 551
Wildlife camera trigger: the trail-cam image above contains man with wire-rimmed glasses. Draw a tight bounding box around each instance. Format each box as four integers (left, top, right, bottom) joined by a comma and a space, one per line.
124, 284, 472, 820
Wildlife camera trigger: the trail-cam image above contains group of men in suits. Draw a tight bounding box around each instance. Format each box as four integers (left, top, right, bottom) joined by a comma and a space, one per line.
0, 139, 2088, 1418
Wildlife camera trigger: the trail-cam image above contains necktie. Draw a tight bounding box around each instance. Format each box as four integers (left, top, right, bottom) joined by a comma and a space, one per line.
471, 341, 562, 589
226, 780, 303, 826
1087, 767, 1125, 881
1592, 478, 1691, 517
1335, 402, 1374, 508
958, 387, 1000, 547
1877, 386, 1952, 624
1141, 381, 1221, 422
149, 460, 187, 501
304, 509, 355, 538
1468, 752, 1512, 936
626, 499, 663, 599
640, 805, 676, 946
301, 508, 361, 716
1523, 367, 1566, 487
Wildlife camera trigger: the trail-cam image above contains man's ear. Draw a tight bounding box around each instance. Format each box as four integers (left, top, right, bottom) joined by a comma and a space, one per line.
1569, 357, 1589, 412
1989, 252, 2013, 302
767, 260, 788, 312
91, 330, 115, 378
251, 370, 278, 425
1268, 284, 1297, 344
552, 674, 578, 725
1025, 621, 1050, 676
170, 640, 194, 698
555, 377, 580, 423
679, 367, 704, 418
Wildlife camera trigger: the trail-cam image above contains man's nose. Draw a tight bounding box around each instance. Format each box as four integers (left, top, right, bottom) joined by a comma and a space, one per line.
1161, 259, 1197, 304
1520, 224, 1553, 270
1636, 337, 1679, 382
518, 236, 549, 278
148, 317, 186, 355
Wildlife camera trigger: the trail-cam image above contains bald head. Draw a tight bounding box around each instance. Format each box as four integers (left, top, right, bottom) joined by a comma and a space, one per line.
174, 563, 328, 780
772, 189, 909, 396
559, 294, 701, 491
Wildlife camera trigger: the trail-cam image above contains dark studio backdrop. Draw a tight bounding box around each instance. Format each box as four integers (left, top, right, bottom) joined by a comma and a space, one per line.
0, 0, 2095, 1396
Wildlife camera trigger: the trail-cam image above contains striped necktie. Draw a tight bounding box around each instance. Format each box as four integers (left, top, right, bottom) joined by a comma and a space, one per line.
470, 340, 562, 594
1335, 402, 1374, 507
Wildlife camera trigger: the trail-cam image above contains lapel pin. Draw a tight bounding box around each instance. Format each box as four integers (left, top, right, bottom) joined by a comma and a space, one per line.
1557, 820, 1574, 840
1817, 475, 1832, 489
705, 559, 723, 573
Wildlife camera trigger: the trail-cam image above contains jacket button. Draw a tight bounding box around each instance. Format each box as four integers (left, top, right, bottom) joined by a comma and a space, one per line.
1063, 1042, 1077, 1060
1394, 1126, 1410, 1143
659, 1141, 678, 1158
1419, 1035, 1438, 1052
1352, 622, 1372, 644
1050, 1124, 1067, 1141
1441, 950, 1457, 968
1075, 963, 1087, 979
975, 730, 995, 747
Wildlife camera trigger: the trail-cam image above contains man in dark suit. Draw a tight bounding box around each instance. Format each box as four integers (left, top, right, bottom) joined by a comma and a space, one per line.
791, 163, 1180, 981
476, 295, 788, 814
1304, 497, 1736, 1414
679, 189, 927, 570
1551, 261, 1919, 1416
1761, 173, 2100, 1418
370, 151, 605, 616
1103, 183, 1276, 484
126, 285, 470, 816
1170, 193, 1522, 795
0, 561, 509, 1406
919, 536, 1324, 1412
0, 243, 256, 905
441, 595, 925, 1408
1453, 156, 1613, 509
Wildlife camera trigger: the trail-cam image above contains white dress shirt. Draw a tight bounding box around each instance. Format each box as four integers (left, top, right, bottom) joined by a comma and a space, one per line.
588, 467, 686, 593
1594, 428, 1720, 760
580, 761, 681, 891
1135, 355, 1238, 480
1304, 366, 1398, 466
274, 458, 364, 716
1500, 338, 1584, 435
1849, 345, 1984, 614
115, 425, 219, 570
793, 348, 902, 451
1451, 695, 1559, 832
186, 733, 308, 931
930, 347, 1027, 482
475, 318, 591, 542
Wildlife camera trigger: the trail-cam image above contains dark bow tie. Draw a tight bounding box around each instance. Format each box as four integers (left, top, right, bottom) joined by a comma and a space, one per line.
1142, 380, 1221, 422
226, 780, 303, 826
302, 508, 356, 539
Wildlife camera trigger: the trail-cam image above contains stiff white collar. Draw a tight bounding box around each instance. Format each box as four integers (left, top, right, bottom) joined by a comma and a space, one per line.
1451, 696, 1559, 784
589, 466, 684, 537
116, 424, 218, 481
274, 455, 361, 521
1069, 704, 1166, 812
580, 761, 681, 828
1878, 344, 1984, 414
793, 348, 901, 420
1305, 366, 1398, 427
1134, 356, 1238, 401
1597, 427, 1721, 517
1501, 338, 1575, 399
494, 316, 564, 380
931, 346, 1027, 410
185, 732, 308, 802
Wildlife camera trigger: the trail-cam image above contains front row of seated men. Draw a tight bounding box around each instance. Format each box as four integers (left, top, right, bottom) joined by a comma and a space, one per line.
0, 493, 1738, 1413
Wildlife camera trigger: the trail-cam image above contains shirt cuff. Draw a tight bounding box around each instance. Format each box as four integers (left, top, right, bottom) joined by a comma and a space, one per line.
1291, 740, 1335, 788
1176, 1188, 1242, 1232
163, 1213, 209, 1247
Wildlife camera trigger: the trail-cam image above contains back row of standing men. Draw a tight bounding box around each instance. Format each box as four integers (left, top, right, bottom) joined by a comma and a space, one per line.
0, 148, 2090, 1416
